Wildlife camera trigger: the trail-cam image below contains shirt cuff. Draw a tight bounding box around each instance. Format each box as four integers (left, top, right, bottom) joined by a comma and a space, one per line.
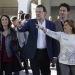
46, 29, 49, 34
53, 57, 57, 59
17, 26, 22, 29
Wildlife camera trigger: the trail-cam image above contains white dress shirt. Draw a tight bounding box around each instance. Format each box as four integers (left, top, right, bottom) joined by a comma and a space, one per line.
37, 19, 46, 49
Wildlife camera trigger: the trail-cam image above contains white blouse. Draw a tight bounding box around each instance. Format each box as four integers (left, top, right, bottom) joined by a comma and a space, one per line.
46, 29, 75, 65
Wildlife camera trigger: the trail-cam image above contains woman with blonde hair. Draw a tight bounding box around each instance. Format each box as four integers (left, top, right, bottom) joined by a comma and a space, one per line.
36, 19, 75, 75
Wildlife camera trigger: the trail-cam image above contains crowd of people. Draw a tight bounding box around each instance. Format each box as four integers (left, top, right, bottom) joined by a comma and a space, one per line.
0, 2, 75, 75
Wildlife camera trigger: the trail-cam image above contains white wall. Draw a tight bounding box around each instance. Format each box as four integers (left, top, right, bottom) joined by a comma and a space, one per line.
17, 0, 32, 13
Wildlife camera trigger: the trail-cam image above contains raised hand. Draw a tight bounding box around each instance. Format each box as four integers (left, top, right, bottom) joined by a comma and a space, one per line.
35, 24, 43, 29
35, 24, 47, 33
17, 20, 22, 27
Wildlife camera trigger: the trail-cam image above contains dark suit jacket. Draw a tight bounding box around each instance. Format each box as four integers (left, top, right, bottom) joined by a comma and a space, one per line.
18, 19, 58, 61
54, 19, 64, 54
54, 19, 63, 31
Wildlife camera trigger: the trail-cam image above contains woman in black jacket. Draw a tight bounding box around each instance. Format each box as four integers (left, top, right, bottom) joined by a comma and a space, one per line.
0, 15, 23, 75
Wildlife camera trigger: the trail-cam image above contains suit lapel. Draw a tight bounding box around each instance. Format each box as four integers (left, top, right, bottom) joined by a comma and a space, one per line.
45, 19, 48, 39
34, 19, 38, 37
45, 19, 48, 29
35, 19, 48, 37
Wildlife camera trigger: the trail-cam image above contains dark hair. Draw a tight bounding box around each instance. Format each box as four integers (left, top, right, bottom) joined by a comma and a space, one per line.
36, 5, 47, 12
64, 20, 75, 34
18, 10, 23, 14
0, 15, 11, 32
20, 10, 23, 13
59, 3, 70, 12
10, 16, 17, 21
25, 14, 30, 20
21, 14, 25, 19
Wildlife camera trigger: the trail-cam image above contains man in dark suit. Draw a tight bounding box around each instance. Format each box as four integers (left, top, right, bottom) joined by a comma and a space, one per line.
54, 3, 70, 75
18, 5, 58, 75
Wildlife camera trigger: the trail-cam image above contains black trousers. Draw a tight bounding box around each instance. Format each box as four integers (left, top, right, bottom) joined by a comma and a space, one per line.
14, 45, 28, 75
30, 49, 50, 75
0, 62, 12, 75
20, 46, 28, 73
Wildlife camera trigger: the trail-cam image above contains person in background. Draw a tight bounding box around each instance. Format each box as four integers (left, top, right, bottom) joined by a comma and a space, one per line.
24, 14, 31, 22
49, 16, 53, 21
17, 5, 58, 75
54, 3, 70, 75
24, 13, 31, 69
0, 15, 22, 75
20, 14, 25, 24
36, 19, 75, 75
10, 16, 29, 75
18, 10, 24, 20
57, 15, 60, 20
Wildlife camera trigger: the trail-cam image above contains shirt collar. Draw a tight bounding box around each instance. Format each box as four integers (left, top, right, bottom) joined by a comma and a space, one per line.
38, 19, 45, 25
60, 19, 64, 25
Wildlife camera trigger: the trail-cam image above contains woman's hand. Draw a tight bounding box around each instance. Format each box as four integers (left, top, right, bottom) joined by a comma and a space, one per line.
35, 24, 47, 33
